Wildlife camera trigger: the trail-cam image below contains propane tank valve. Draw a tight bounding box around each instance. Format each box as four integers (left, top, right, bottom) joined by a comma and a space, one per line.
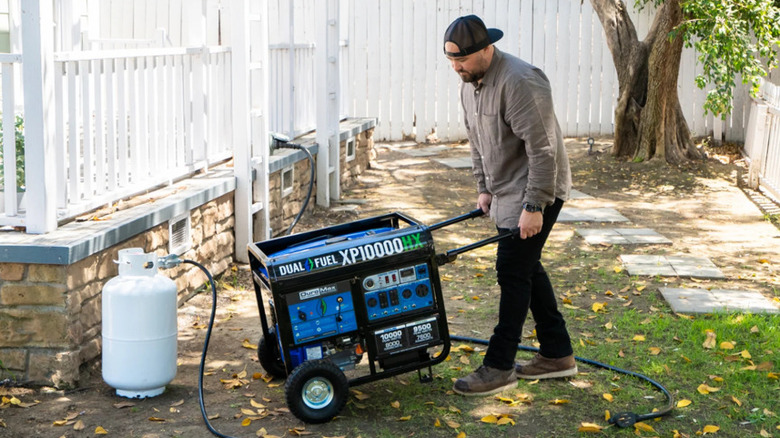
158, 254, 183, 269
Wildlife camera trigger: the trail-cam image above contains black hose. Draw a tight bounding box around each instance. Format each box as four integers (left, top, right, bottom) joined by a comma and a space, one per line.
183, 259, 239, 438
183, 255, 671, 434
449, 334, 674, 427
273, 142, 315, 238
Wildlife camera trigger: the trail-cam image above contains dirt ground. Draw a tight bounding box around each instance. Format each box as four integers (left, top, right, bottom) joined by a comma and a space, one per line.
1, 138, 778, 438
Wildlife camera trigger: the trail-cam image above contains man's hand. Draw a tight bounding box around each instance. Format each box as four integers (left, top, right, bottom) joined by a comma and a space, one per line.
477, 193, 492, 214
518, 210, 543, 239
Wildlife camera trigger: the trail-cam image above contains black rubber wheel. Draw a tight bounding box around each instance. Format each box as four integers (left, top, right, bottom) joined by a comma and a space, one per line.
258, 328, 287, 378
285, 360, 348, 424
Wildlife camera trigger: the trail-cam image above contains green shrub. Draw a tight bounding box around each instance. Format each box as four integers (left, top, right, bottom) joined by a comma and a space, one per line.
0, 115, 24, 191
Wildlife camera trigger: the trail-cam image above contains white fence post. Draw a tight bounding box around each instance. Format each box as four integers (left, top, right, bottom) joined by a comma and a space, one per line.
315, 0, 340, 207
228, 0, 253, 262
21, 0, 58, 233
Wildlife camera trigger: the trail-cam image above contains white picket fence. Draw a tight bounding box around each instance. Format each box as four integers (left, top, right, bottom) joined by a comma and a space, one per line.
1, 0, 779, 235
744, 79, 780, 202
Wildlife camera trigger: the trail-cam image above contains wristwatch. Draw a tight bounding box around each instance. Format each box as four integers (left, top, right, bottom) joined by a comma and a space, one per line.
522, 202, 544, 213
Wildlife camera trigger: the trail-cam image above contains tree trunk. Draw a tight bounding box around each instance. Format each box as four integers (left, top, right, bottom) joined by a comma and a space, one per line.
591, 0, 703, 164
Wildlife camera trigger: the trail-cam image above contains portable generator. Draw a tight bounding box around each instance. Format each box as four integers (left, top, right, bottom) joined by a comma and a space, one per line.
247, 209, 512, 423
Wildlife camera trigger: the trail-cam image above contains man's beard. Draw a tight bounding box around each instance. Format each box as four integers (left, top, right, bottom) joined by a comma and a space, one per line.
459, 70, 485, 83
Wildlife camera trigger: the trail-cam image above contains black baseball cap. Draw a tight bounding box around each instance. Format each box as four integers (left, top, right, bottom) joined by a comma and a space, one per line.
443, 15, 503, 57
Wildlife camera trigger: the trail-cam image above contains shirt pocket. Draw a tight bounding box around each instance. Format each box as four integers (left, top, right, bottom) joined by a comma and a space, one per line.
477, 113, 502, 158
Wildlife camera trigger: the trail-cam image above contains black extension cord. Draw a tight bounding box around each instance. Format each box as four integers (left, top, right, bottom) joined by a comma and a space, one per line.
449, 334, 675, 427
182, 258, 673, 437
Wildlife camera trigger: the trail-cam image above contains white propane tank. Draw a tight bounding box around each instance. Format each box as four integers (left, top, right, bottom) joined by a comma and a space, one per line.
102, 248, 178, 398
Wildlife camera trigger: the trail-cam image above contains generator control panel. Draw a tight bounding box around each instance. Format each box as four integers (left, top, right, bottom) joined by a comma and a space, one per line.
286, 280, 358, 345
362, 263, 433, 321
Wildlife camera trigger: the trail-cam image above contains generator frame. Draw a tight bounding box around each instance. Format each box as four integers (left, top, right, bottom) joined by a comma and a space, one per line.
248, 209, 507, 423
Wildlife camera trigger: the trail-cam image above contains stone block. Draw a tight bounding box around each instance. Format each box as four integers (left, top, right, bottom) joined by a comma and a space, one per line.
147, 227, 168, 253
28, 349, 79, 388
80, 296, 102, 330
66, 257, 98, 290
27, 264, 67, 283
0, 283, 67, 306
202, 205, 218, 238
217, 196, 234, 221
199, 238, 218, 261
97, 251, 119, 281
0, 348, 27, 370
0, 308, 69, 347
79, 336, 101, 364
0, 263, 25, 281
217, 216, 235, 234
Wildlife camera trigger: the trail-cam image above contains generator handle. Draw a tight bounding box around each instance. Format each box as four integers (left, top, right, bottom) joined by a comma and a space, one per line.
427, 208, 485, 232
435, 228, 517, 265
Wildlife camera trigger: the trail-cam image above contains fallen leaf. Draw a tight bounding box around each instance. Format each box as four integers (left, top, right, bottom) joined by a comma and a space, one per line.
250, 399, 266, 409
95, 426, 108, 434
390, 400, 400, 409
445, 419, 460, 429
578, 422, 604, 432
171, 399, 185, 407
592, 302, 607, 313
632, 335, 646, 342
603, 393, 614, 402
570, 380, 593, 389
702, 330, 717, 349
456, 432, 466, 438
481, 415, 498, 424
634, 422, 655, 432
677, 399, 692, 408
73, 420, 85, 431
649, 347, 661, 355
242, 418, 252, 427
697, 384, 721, 394
497, 416, 515, 426
434, 418, 441, 427
720, 341, 735, 350
549, 399, 570, 405
242, 339, 258, 350
148, 417, 166, 422
702, 424, 720, 434
731, 396, 742, 406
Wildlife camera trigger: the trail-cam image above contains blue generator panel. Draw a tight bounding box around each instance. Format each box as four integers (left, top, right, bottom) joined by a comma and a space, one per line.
286, 280, 358, 345
362, 263, 433, 321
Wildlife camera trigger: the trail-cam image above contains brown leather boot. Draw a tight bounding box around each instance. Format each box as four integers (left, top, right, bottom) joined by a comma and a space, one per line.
515, 353, 577, 379
453, 365, 516, 396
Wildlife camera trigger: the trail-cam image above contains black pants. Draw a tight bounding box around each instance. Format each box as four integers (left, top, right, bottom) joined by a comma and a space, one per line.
482, 198, 573, 371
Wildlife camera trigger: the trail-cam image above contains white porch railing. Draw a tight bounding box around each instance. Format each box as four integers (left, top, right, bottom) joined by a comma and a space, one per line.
0, 53, 23, 220
744, 78, 780, 202
0, 46, 233, 228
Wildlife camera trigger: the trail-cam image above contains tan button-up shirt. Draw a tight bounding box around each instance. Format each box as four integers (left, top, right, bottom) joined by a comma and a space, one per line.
461, 48, 571, 229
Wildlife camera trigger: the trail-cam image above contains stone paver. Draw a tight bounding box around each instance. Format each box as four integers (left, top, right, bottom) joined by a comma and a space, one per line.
660, 287, 779, 314
434, 157, 472, 169
619, 254, 725, 279
577, 228, 672, 245
398, 145, 449, 157
558, 207, 630, 223
569, 189, 594, 199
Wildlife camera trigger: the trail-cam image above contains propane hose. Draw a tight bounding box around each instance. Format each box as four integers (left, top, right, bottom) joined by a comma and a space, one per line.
449, 334, 674, 427
161, 256, 239, 438
272, 139, 315, 238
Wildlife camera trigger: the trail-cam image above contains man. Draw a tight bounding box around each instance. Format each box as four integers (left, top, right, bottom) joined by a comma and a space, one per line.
443, 15, 577, 396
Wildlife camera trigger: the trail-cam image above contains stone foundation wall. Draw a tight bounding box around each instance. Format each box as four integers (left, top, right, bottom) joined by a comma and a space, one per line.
267, 156, 318, 236
266, 127, 375, 235
0, 193, 235, 387
340, 128, 375, 189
